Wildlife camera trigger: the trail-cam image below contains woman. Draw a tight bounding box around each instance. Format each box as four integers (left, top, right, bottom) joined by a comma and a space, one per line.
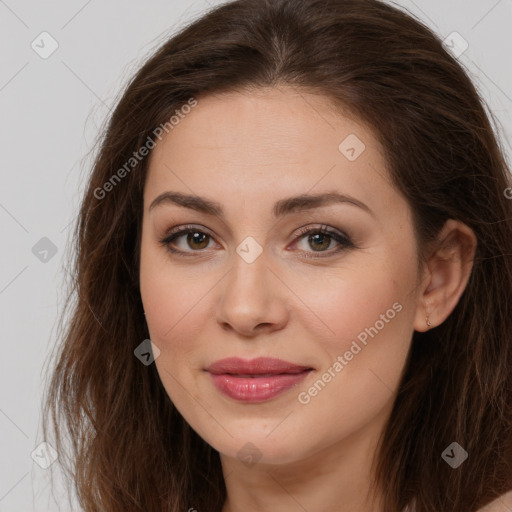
42, 0, 512, 510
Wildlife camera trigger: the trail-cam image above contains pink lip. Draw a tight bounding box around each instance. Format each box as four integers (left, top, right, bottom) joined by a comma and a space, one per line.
205, 357, 313, 402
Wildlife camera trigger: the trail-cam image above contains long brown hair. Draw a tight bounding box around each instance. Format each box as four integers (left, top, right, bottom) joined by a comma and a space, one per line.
42, 0, 512, 510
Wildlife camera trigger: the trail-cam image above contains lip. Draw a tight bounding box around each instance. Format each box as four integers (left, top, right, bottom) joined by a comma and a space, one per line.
205, 357, 313, 402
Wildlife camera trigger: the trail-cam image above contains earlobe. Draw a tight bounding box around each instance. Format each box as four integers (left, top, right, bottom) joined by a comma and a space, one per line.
414, 293, 435, 333
413, 219, 477, 333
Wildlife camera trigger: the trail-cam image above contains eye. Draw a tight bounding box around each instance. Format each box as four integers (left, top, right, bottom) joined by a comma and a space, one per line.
159, 225, 218, 256
291, 224, 354, 258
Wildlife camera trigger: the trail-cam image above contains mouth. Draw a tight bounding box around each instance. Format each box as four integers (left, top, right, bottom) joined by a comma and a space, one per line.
205, 357, 314, 402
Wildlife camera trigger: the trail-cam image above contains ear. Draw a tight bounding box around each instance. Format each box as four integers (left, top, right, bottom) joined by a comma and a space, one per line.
414, 219, 477, 332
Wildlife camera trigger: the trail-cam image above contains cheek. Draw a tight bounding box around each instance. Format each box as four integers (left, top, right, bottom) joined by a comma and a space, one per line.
139, 248, 207, 407
139, 240, 216, 365
141, 274, 206, 351
140, 238, 187, 343
306, 284, 408, 383
290, 249, 417, 395
293, 261, 408, 343
291, 273, 413, 442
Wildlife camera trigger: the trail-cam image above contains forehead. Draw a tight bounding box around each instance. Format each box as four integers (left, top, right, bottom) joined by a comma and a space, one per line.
150, 86, 376, 164
144, 86, 397, 219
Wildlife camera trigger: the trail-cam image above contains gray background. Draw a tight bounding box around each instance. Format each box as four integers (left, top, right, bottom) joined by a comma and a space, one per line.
0, 0, 511, 510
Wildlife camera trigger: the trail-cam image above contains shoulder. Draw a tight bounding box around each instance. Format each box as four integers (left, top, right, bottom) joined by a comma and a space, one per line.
476, 490, 512, 512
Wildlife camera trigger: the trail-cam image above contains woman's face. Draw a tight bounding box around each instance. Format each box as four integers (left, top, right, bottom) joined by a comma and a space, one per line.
139, 86, 425, 466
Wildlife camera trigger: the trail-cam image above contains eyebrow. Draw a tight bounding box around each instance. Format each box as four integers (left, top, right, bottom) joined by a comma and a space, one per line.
149, 191, 374, 218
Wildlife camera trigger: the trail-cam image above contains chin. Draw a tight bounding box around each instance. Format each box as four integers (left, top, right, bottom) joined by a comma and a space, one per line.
206, 429, 311, 466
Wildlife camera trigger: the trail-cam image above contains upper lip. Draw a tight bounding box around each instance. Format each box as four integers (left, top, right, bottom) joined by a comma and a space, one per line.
205, 357, 313, 375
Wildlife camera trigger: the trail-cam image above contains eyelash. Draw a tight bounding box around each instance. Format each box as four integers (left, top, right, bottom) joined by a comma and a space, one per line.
159, 224, 355, 259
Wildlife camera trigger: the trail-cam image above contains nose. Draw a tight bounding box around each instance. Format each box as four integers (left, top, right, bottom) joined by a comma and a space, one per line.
215, 249, 289, 337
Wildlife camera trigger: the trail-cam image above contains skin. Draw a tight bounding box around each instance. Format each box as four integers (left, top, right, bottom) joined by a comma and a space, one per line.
139, 86, 477, 512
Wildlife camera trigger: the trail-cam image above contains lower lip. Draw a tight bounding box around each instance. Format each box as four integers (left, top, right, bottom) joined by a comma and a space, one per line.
208, 370, 312, 402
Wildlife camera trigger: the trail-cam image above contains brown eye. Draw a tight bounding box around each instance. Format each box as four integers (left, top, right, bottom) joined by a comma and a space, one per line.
160, 226, 216, 256
306, 232, 332, 251
185, 231, 210, 250
292, 225, 354, 258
